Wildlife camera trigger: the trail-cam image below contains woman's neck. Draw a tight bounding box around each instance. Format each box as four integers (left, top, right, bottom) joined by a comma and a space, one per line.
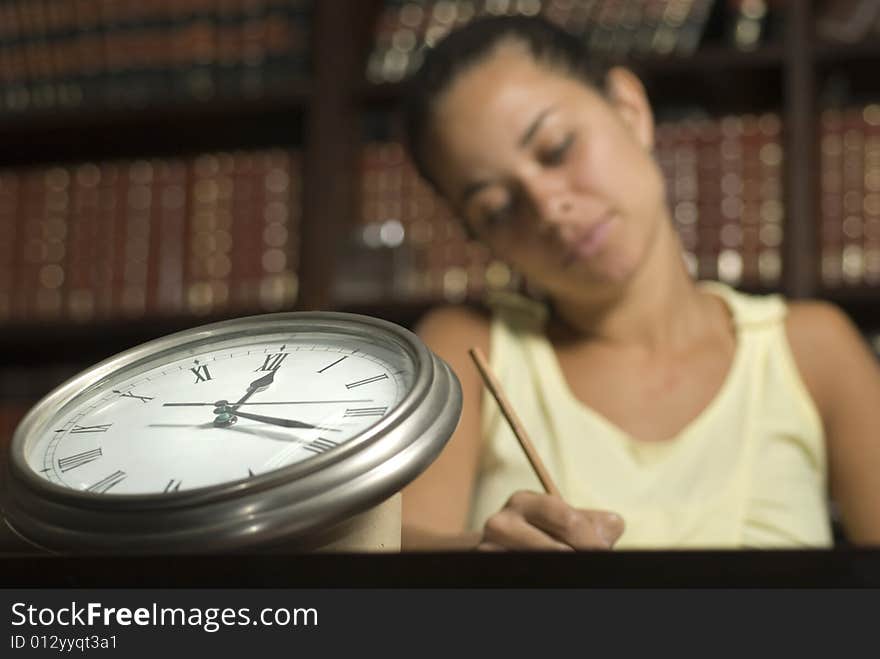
550, 221, 718, 353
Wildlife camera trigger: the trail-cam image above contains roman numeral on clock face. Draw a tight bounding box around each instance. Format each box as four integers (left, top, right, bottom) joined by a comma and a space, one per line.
58, 448, 103, 472
86, 470, 127, 493
114, 390, 153, 403
256, 353, 288, 372
345, 374, 389, 389
70, 424, 112, 434
344, 407, 388, 418
303, 437, 338, 455
191, 364, 212, 383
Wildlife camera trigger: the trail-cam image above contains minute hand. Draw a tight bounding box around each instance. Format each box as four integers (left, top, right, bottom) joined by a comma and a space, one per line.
231, 410, 340, 431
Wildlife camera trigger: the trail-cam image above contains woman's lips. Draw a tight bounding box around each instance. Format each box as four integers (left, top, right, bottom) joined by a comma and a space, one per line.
564, 214, 615, 265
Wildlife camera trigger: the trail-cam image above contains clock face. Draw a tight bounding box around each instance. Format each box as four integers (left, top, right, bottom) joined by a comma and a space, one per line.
23, 329, 415, 495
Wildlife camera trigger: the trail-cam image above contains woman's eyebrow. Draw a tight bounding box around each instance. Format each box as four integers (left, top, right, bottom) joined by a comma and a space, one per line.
518, 106, 558, 148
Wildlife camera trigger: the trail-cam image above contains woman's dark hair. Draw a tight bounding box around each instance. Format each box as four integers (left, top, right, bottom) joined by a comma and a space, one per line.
402, 15, 611, 192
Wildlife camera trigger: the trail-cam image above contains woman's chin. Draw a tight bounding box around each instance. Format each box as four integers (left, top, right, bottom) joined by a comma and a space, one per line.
570, 253, 640, 287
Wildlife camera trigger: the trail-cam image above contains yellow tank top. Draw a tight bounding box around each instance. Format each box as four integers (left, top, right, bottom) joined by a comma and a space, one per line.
469, 282, 832, 549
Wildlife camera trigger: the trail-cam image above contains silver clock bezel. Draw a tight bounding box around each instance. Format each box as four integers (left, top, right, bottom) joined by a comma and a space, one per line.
1, 311, 461, 553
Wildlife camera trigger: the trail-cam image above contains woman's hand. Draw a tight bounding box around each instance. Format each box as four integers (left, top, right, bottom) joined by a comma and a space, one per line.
477, 491, 625, 551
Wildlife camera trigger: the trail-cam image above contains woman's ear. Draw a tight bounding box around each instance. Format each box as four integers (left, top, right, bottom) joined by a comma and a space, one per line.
605, 66, 655, 150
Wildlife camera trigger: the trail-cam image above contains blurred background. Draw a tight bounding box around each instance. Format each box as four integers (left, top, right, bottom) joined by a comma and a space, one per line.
1, 0, 879, 453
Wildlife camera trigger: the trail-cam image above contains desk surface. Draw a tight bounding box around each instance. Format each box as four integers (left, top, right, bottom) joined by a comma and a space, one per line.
1, 549, 879, 587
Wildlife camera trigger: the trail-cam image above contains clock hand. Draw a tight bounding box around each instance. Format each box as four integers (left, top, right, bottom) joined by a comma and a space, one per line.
163, 399, 374, 407
213, 370, 280, 426
231, 370, 277, 410
217, 409, 342, 432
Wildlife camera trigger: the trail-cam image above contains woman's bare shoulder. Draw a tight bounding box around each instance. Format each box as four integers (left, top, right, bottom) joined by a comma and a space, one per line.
784, 299, 876, 414
415, 304, 492, 351
785, 300, 865, 356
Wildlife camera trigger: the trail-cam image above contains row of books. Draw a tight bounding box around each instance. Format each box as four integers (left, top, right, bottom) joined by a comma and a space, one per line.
0, 148, 300, 323
367, 0, 716, 83
345, 111, 785, 305
339, 140, 516, 305
819, 105, 880, 288
0, 0, 312, 115
656, 111, 785, 288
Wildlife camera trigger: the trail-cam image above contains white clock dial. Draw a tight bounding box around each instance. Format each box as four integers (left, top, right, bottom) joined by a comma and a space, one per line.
24, 331, 414, 495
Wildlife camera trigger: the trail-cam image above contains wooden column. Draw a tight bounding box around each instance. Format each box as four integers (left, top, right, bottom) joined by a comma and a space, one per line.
782, 1, 817, 299
298, 0, 367, 310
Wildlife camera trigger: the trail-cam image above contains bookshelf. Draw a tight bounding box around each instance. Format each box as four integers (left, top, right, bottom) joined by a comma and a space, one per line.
1, 0, 879, 441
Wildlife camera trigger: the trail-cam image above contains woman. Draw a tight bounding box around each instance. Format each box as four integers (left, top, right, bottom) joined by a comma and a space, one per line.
399, 16, 880, 550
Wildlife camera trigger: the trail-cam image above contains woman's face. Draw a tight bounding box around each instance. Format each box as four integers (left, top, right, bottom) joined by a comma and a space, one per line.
424, 44, 669, 298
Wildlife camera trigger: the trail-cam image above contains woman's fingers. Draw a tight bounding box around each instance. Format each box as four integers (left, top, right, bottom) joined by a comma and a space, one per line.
481, 490, 625, 550
482, 507, 576, 550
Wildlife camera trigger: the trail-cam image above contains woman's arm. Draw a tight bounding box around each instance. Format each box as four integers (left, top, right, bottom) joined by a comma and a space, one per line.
401, 304, 625, 551
787, 301, 880, 544
401, 305, 491, 550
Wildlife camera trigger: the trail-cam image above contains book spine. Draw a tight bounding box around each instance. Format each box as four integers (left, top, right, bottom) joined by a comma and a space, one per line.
717, 114, 745, 287
820, 109, 844, 288
256, 148, 298, 311
65, 161, 101, 322
150, 157, 188, 315
89, 161, 115, 318
864, 104, 880, 285
841, 107, 866, 286
0, 170, 20, 320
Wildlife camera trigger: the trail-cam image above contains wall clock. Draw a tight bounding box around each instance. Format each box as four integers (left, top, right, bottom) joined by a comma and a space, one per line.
1, 312, 461, 553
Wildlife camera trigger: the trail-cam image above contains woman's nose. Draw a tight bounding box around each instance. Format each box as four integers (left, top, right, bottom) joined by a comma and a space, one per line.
521, 175, 574, 229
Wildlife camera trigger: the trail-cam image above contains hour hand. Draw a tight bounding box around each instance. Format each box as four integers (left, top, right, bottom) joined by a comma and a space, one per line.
223, 409, 340, 432
227, 369, 278, 413
247, 370, 276, 392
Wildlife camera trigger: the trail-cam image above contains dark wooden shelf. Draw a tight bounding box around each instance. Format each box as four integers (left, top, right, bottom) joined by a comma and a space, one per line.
0, 308, 304, 368
1, 549, 879, 587
629, 43, 785, 73
0, 84, 313, 167
814, 40, 880, 65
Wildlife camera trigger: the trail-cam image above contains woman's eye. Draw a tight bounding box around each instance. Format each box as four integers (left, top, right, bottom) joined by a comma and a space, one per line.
540, 133, 575, 166
483, 203, 513, 227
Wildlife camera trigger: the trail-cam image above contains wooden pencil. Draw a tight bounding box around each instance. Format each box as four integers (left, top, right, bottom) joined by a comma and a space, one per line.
468, 346, 562, 499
